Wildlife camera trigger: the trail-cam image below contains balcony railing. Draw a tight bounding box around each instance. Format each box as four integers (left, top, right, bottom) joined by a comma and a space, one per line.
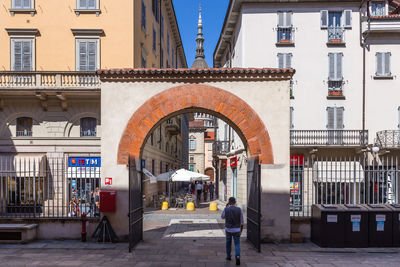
0, 71, 100, 89
327, 27, 345, 44
375, 130, 400, 149
277, 27, 294, 44
16, 130, 33, 137
290, 130, 368, 146
212, 141, 230, 155
80, 130, 97, 137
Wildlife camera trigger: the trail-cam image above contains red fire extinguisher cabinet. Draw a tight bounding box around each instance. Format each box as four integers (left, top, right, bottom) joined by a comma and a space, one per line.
100, 191, 117, 212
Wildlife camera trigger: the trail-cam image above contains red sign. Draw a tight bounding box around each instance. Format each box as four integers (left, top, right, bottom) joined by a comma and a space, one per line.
221, 159, 227, 169
105, 177, 112, 186
230, 157, 238, 167
290, 155, 304, 166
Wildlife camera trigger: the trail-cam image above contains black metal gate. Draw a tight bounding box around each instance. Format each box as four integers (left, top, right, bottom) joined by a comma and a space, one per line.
128, 156, 143, 252
247, 157, 261, 252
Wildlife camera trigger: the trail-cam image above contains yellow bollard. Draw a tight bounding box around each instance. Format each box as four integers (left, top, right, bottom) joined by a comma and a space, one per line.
209, 202, 218, 211
161, 201, 168, 210
186, 202, 195, 211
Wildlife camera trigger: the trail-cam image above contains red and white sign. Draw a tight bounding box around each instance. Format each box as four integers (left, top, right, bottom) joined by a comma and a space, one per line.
290, 155, 304, 166
105, 177, 112, 186
230, 157, 238, 168
221, 159, 227, 169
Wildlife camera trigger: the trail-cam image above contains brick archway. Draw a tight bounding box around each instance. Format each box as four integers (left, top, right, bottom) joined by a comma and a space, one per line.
117, 84, 274, 165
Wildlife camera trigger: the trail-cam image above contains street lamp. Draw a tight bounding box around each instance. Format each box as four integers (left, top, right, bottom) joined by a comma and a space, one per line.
372, 146, 380, 154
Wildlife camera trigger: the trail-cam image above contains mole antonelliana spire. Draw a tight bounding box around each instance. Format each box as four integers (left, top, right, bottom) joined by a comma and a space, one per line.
191, 3, 209, 69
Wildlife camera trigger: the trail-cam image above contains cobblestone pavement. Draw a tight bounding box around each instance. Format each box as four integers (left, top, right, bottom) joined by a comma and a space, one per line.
1, 211, 400, 266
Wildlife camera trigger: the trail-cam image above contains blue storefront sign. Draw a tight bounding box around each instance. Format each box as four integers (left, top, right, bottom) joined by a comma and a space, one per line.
68, 157, 101, 167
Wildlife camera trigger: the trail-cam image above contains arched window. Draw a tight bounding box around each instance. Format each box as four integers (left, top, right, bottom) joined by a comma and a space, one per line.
80, 117, 97, 137
16, 117, 33, 137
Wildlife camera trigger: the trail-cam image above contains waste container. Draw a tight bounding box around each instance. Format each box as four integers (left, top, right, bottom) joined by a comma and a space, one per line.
364, 204, 393, 247
388, 204, 400, 247
341, 204, 368, 248
311, 204, 345, 247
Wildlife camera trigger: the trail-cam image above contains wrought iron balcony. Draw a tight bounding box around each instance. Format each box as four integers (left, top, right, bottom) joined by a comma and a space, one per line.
327, 27, 345, 44
277, 27, 294, 44
375, 130, 400, 149
290, 130, 368, 146
16, 130, 33, 137
212, 141, 230, 155
0, 71, 100, 90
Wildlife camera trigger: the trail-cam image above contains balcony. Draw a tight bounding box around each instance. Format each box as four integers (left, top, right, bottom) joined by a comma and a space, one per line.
165, 119, 180, 135
290, 130, 368, 147
362, 16, 400, 34
375, 130, 400, 149
327, 80, 344, 99
276, 27, 294, 46
0, 71, 100, 91
212, 141, 230, 155
327, 27, 345, 45
16, 130, 33, 137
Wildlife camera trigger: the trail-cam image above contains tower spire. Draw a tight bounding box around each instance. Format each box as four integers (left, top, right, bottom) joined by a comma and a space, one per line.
191, 3, 209, 68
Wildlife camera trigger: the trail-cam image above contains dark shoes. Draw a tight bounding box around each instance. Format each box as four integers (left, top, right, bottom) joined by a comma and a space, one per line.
225, 257, 231, 261
236, 257, 240, 265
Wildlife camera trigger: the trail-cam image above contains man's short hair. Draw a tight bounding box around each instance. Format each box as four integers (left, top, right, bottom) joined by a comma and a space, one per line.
228, 197, 236, 204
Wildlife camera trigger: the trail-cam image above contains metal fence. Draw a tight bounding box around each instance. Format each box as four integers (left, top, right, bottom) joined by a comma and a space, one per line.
0, 156, 100, 219
290, 155, 399, 217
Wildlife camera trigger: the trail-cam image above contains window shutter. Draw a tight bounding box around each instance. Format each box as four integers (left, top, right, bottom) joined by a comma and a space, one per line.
336, 53, 343, 81
384, 52, 391, 76
327, 107, 335, 129
290, 107, 294, 129
343, 10, 352, 28
321, 10, 328, 28
79, 41, 88, 71
376, 52, 383, 76
328, 53, 335, 80
286, 12, 293, 27
278, 12, 284, 27
13, 41, 22, 71
336, 107, 344, 129
285, 53, 292, 68
14, 0, 22, 8
22, 41, 32, 71
87, 41, 97, 71
79, 0, 87, 9
278, 53, 284, 68
88, 0, 96, 9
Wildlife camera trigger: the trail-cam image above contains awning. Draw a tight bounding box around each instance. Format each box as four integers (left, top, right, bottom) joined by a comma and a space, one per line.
0, 154, 47, 177
313, 161, 365, 183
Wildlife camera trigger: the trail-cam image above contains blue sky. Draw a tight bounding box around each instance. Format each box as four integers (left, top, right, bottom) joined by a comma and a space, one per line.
172, 0, 229, 68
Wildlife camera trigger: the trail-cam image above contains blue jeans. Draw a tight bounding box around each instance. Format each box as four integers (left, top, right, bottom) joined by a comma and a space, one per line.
226, 231, 240, 258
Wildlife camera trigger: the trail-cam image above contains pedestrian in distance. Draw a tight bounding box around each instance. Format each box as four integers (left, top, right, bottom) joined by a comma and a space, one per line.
221, 197, 244, 265
196, 181, 203, 203
203, 182, 209, 202
209, 182, 214, 200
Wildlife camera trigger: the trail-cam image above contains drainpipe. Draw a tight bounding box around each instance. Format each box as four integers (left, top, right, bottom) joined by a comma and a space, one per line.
159, 0, 162, 68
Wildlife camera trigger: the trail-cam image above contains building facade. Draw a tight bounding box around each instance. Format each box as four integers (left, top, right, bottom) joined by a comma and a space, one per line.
0, 0, 187, 237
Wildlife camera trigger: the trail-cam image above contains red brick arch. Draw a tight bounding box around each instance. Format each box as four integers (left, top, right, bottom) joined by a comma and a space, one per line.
117, 84, 274, 165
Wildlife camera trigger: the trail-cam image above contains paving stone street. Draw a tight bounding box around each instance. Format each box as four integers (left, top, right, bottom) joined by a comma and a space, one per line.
1, 211, 400, 266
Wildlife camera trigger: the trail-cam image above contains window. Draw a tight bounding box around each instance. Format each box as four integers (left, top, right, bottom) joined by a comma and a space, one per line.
152, 0, 159, 22
161, 15, 164, 40
278, 53, 292, 68
78, 0, 97, 10
150, 133, 154, 146
166, 164, 169, 172
159, 161, 162, 174
277, 11, 293, 43
371, 1, 386, 16
16, 117, 32, 137
80, 117, 97, 137
376, 52, 391, 77
152, 159, 155, 174
160, 49, 163, 68
321, 10, 351, 42
167, 34, 170, 55
12, 0, 32, 9
189, 165, 194, 172
189, 156, 194, 163
141, 1, 146, 30
327, 107, 344, 130
189, 139, 196, 150
172, 49, 174, 67
76, 39, 98, 71
153, 28, 156, 52
290, 107, 294, 129
11, 39, 33, 71
328, 53, 343, 91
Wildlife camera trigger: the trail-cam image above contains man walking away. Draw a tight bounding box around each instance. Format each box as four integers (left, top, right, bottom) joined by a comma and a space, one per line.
203, 182, 209, 202
221, 197, 243, 265
196, 181, 203, 203
209, 182, 214, 200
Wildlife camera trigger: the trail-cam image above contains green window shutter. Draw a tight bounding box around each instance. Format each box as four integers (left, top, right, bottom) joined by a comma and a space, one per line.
13, 40, 22, 71
22, 41, 32, 71
79, 41, 88, 71
88, 41, 97, 71
321, 10, 328, 28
